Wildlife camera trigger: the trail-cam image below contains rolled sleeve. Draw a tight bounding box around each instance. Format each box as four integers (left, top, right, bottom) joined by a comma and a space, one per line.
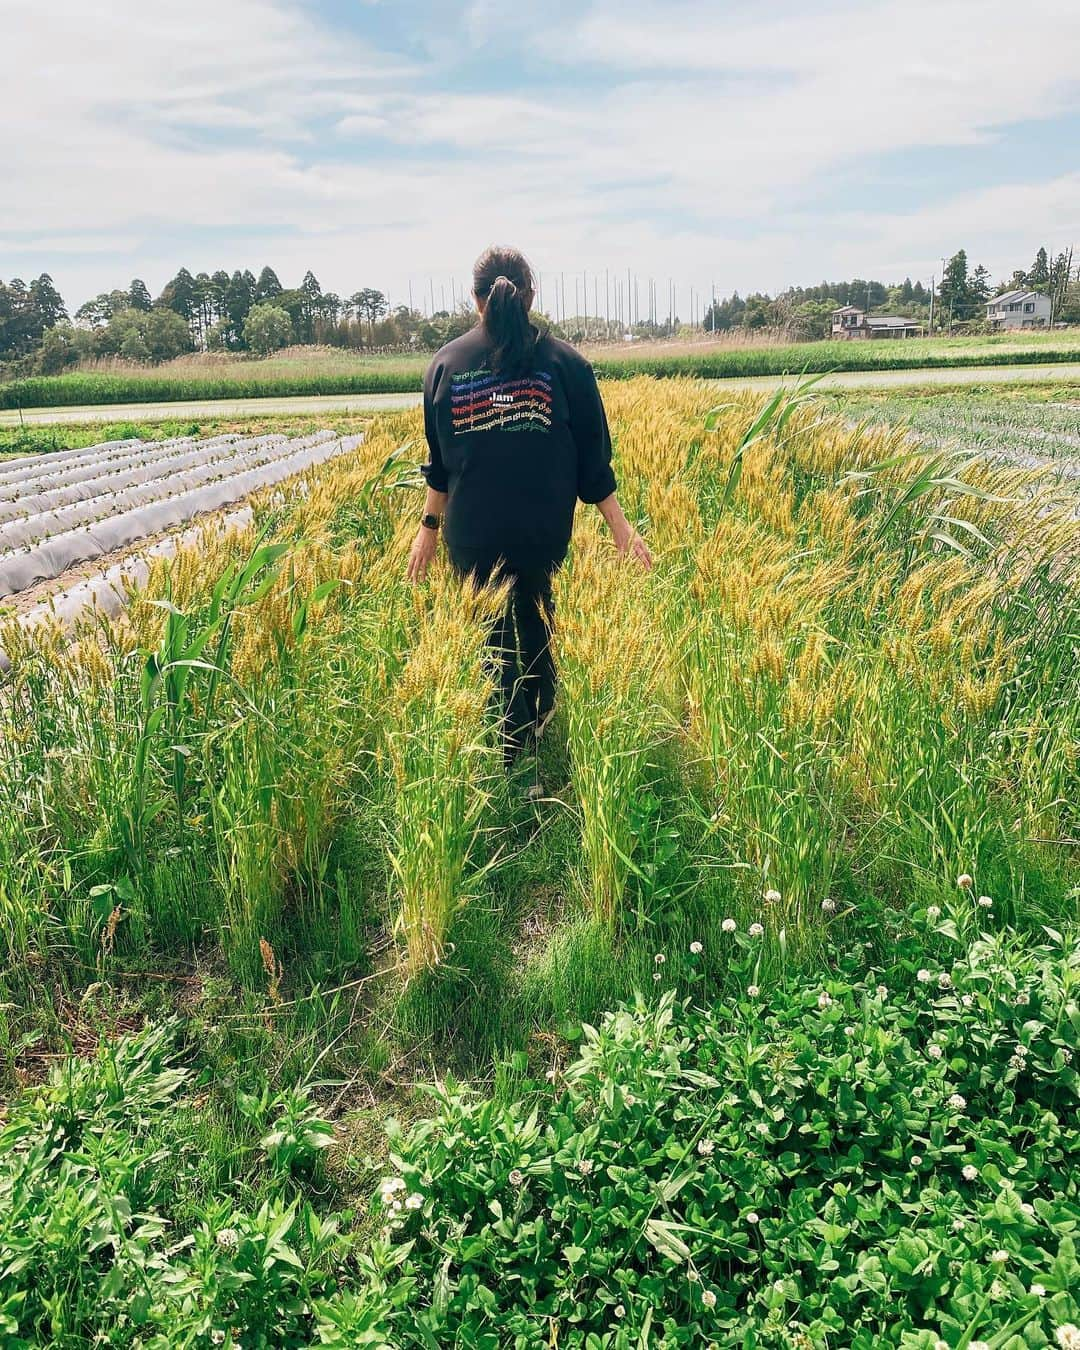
421, 362, 450, 492
570, 362, 617, 504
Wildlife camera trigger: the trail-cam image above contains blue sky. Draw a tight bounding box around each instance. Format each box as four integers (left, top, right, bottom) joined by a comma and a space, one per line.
3, 0, 1079, 311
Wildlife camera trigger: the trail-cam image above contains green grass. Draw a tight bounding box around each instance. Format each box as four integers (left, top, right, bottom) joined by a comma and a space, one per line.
3, 329, 1080, 409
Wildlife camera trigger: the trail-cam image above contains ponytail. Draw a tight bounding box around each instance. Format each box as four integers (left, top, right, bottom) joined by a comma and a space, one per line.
473, 246, 536, 377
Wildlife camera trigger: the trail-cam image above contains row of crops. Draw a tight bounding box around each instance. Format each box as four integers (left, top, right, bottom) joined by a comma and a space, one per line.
1, 381, 1078, 1345
0, 429, 361, 665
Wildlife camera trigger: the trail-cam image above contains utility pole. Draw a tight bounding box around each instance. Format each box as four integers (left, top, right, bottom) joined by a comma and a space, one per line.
605, 268, 610, 332
711, 281, 716, 333
429, 278, 435, 317
928, 275, 935, 336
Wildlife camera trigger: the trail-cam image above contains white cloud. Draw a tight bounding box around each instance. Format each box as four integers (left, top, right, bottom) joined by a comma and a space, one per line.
2, 0, 1078, 308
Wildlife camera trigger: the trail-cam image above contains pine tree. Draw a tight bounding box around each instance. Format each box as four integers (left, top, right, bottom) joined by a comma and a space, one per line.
1027, 247, 1050, 291
128, 279, 152, 311
255, 266, 283, 301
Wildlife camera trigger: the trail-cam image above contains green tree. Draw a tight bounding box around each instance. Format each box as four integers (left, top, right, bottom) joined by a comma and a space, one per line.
1027, 247, 1050, 291
969, 264, 992, 306
128, 279, 153, 311
243, 302, 294, 355
29, 274, 67, 328
255, 266, 283, 302
351, 287, 388, 337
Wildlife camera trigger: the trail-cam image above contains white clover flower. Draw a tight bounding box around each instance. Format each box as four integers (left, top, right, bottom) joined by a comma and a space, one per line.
614, 1304, 626, 1319
948, 1093, 967, 1111
722, 918, 737, 933
818, 991, 832, 1008
689, 941, 703, 955
701, 1289, 717, 1309
927, 905, 941, 920
774, 1278, 785, 1293
697, 1138, 715, 1156
952, 1217, 966, 1231
405, 1193, 423, 1210
216, 1228, 240, 1251
687, 1268, 700, 1283
1014, 991, 1029, 1006
844, 1026, 855, 1037
211, 1332, 226, 1347
625, 1092, 636, 1107
577, 1158, 594, 1176
508, 1168, 524, 1185
957, 873, 974, 889
928, 1044, 944, 1060
746, 1211, 760, 1224
934, 1340, 949, 1350
653, 971, 662, 982
970, 1341, 990, 1350
1057, 1330, 1080, 1350
877, 984, 888, 999
961, 994, 974, 1008
749, 923, 764, 937
991, 1249, 1009, 1264
917, 969, 932, 983
391, 1200, 402, 1213
910, 1155, 923, 1167
764, 889, 781, 904
977, 894, 993, 908
747, 985, 761, 998
654, 952, 666, 964
962, 1164, 979, 1181
821, 898, 836, 913
938, 972, 953, 990
1063, 1048, 1073, 1064
1031, 1282, 1046, 1297
1020, 1201, 1035, 1217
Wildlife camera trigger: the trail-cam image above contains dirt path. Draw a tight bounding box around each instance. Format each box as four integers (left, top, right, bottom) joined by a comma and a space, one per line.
3, 362, 1079, 428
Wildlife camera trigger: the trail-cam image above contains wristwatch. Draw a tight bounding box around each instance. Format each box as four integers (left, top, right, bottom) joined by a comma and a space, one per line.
420, 512, 441, 531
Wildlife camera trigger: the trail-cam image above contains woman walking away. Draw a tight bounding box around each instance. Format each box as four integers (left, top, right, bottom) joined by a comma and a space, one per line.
407, 244, 651, 780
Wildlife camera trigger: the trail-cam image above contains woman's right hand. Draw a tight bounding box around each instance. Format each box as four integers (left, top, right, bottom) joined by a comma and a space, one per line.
406, 526, 438, 583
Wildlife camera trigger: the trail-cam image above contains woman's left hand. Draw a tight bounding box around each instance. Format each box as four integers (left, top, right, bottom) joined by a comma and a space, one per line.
615, 524, 653, 571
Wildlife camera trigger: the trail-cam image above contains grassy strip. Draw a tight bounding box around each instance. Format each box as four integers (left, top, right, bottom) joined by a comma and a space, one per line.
3, 336, 1080, 408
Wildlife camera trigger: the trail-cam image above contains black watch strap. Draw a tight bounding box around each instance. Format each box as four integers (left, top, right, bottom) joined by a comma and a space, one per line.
421, 513, 440, 531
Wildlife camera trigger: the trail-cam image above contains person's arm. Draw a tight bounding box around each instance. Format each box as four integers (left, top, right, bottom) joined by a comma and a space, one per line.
570, 360, 652, 570
408, 363, 450, 582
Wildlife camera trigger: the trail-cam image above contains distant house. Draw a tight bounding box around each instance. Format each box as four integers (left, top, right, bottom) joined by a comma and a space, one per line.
831, 305, 923, 340
985, 290, 1051, 330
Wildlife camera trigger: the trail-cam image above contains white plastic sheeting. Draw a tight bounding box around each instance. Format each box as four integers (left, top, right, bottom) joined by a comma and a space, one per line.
0, 507, 254, 674
0, 435, 299, 547
0, 437, 265, 524
0, 438, 147, 487
0, 435, 244, 515
0, 431, 363, 600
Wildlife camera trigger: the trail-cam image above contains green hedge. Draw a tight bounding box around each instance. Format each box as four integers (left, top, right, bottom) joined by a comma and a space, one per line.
3, 339, 1079, 409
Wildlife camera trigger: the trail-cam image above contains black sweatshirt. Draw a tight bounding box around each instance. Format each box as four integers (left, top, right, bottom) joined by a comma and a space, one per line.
421, 324, 617, 569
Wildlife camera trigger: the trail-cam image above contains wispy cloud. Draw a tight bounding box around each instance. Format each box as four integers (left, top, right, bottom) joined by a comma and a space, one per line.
3, 0, 1077, 306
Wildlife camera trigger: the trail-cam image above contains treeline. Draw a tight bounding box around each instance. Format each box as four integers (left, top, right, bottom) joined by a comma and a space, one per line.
1, 265, 480, 376
3, 244, 1079, 376
702, 246, 1079, 339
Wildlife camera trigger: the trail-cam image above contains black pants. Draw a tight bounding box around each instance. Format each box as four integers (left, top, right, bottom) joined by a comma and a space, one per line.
449, 549, 559, 764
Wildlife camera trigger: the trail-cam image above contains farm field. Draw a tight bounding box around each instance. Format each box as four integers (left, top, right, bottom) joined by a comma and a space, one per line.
833, 385, 1080, 476
1, 380, 1078, 1346
2, 327, 1080, 410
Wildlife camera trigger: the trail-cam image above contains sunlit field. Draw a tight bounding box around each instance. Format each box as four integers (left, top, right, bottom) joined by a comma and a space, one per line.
1, 380, 1078, 1346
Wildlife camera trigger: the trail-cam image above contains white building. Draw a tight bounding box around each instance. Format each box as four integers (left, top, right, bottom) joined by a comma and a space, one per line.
985, 290, 1052, 330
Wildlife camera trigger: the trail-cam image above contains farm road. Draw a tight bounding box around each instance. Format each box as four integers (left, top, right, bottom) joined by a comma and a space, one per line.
2, 361, 1079, 427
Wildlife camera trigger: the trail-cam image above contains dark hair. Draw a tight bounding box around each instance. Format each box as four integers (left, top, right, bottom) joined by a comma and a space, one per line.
473, 245, 536, 377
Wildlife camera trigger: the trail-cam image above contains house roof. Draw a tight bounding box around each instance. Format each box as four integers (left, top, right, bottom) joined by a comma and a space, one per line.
989, 289, 1043, 305
866, 315, 922, 328
832, 304, 863, 314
